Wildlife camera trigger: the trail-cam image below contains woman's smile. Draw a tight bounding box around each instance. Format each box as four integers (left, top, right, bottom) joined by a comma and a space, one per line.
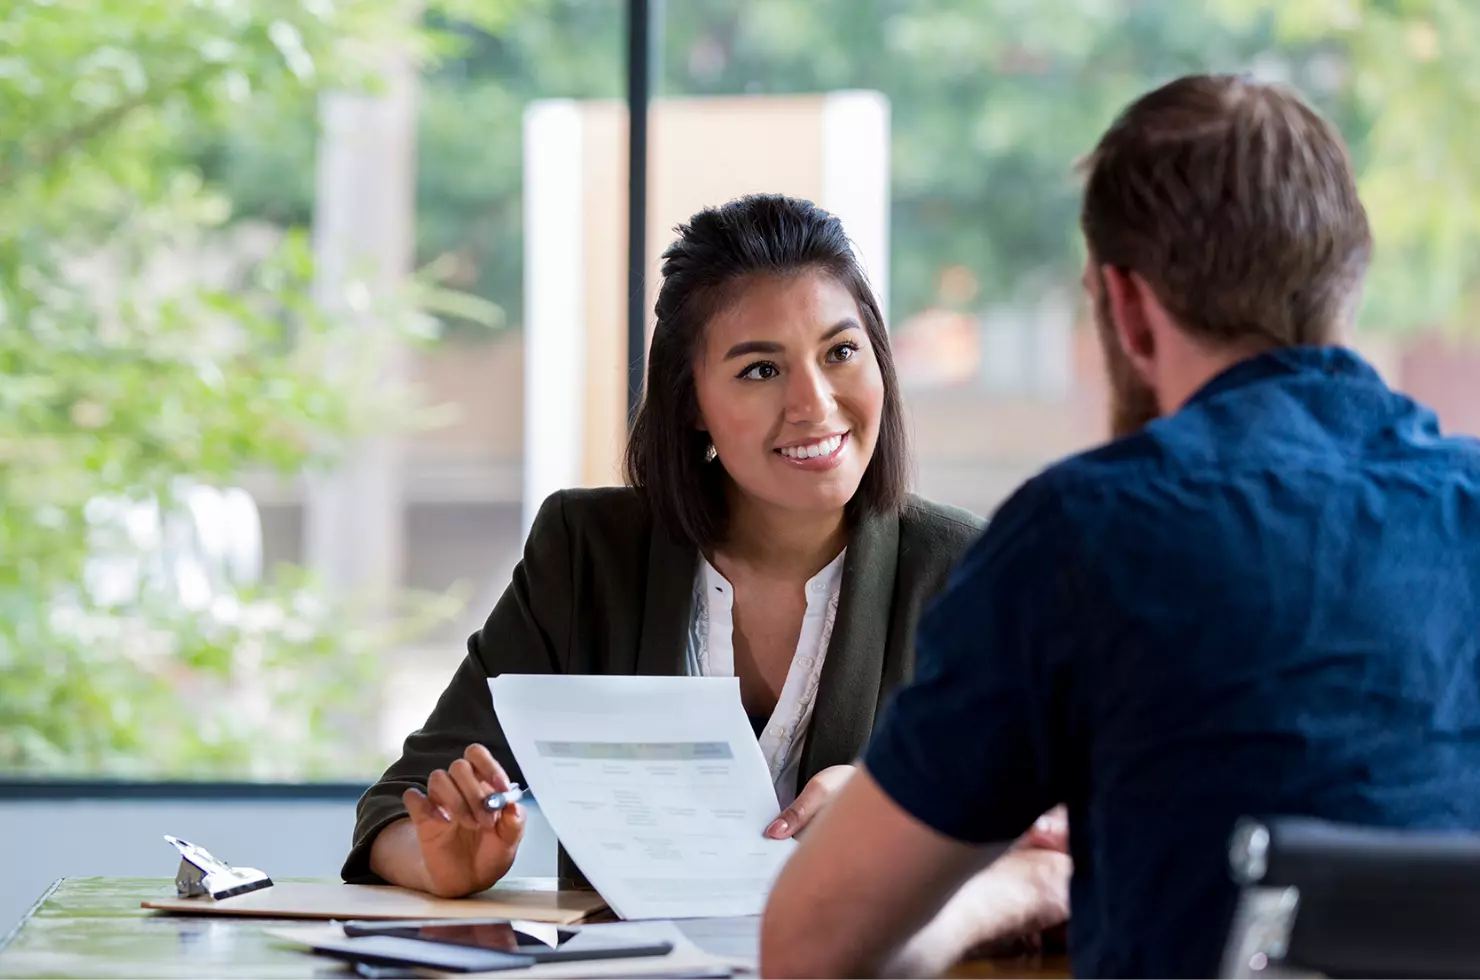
773, 431, 849, 470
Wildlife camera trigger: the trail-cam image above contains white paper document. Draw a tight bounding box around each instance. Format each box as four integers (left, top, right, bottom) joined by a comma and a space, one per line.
488, 675, 797, 920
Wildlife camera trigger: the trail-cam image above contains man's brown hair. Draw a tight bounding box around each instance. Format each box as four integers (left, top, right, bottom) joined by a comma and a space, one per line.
1080, 73, 1372, 348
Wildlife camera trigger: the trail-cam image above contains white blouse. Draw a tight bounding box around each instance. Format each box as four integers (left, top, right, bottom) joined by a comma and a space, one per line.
683, 550, 847, 809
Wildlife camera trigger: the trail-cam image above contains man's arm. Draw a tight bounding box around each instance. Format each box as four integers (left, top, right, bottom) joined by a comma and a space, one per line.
763, 481, 1078, 978
760, 768, 1067, 979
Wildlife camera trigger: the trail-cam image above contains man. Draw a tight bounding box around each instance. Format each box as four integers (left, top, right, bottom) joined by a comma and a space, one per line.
761, 74, 1480, 979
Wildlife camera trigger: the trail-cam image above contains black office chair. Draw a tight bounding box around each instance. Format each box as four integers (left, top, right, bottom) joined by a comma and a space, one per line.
1220, 817, 1480, 978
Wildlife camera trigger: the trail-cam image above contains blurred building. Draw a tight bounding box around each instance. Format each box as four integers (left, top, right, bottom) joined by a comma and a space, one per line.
235, 311, 1478, 753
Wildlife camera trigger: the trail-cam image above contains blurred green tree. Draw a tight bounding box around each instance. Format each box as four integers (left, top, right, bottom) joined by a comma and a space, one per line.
0, 0, 474, 778
1211, 0, 1480, 333
10, 0, 1478, 776
204, 0, 1480, 335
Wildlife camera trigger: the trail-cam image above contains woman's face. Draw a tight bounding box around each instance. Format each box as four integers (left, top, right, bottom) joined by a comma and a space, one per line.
693, 270, 886, 520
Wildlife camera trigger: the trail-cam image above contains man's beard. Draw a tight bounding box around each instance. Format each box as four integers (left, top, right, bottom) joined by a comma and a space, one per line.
1095, 287, 1161, 439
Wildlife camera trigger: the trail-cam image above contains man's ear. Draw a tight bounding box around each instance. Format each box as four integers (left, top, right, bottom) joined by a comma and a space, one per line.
1101, 265, 1156, 375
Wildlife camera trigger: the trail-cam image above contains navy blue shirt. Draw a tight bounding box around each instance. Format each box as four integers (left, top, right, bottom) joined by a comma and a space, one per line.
866, 347, 1480, 978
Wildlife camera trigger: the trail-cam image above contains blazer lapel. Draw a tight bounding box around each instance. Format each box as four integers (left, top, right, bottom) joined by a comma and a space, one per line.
799, 510, 900, 781
633, 522, 697, 676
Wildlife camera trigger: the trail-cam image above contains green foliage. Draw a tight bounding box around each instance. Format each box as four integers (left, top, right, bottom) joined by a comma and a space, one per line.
8, 0, 1480, 778
1222, 0, 1480, 332
0, 0, 462, 778
658, 0, 1480, 332
194, 0, 1480, 337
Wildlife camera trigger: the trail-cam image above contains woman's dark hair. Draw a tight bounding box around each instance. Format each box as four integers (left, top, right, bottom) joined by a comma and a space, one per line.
625, 193, 910, 549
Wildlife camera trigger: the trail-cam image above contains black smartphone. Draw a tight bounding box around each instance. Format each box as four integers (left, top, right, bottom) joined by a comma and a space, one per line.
342, 919, 674, 964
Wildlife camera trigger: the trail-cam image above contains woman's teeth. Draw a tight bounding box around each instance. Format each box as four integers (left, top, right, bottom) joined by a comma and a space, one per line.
777, 434, 844, 460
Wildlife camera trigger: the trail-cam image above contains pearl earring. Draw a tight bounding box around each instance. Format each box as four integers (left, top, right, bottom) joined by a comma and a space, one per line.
703, 443, 718, 463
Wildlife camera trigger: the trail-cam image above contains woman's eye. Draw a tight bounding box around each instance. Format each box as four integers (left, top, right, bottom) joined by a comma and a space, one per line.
738, 362, 779, 381
827, 342, 860, 363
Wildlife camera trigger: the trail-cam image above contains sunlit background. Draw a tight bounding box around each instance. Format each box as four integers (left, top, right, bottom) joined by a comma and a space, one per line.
5, 1, 1480, 912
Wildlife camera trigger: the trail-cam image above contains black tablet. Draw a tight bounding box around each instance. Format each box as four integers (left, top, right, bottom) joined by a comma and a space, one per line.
338, 919, 674, 967
302, 933, 538, 973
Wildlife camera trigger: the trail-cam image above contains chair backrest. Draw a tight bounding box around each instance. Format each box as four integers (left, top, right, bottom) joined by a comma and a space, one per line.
1220, 817, 1480, 979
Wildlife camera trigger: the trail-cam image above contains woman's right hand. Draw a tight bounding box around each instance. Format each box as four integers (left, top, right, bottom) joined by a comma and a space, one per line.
400, 743, 526, 898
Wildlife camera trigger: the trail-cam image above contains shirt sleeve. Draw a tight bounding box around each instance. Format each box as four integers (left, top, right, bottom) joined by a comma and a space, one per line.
864, 476, 1078, 845
341, 491, 574, 883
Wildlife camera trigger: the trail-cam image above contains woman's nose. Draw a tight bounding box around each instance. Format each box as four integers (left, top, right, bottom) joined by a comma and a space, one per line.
785, 366, 835, 423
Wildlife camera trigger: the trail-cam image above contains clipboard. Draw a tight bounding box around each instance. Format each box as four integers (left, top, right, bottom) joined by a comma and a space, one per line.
142, 879, 610, 925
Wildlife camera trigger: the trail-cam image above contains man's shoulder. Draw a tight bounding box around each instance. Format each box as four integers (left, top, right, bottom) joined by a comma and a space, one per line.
1033, 411, 1239, 510
1004, 439, 1155, 520
952, 438, 1168, 580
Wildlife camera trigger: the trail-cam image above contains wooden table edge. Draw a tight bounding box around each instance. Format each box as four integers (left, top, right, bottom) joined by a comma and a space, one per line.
0, 878, 61, 954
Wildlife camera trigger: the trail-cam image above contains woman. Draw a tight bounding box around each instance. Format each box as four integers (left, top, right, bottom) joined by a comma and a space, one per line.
343, 196, 1064, 945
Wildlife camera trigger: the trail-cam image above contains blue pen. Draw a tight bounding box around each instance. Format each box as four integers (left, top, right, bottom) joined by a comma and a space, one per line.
482, 782, 532, 812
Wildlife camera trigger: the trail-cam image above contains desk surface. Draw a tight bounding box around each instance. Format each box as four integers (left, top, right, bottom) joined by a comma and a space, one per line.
0, 878, 1070, 979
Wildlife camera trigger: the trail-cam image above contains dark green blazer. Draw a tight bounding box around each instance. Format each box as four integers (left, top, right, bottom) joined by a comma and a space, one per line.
343, 486, 982, 885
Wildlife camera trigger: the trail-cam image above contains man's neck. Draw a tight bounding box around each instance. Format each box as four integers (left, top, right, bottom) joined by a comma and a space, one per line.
716, 488, 848, 581
1158, 337, 1274, 416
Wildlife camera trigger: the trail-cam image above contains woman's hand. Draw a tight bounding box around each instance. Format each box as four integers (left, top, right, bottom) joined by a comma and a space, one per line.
973, 843, 1073, 940
922, 816, 1070, 968
878, 808, 1072, 977
400, 743, 526, 897
1019, 804, 1069, 854
958, 806, 1073, 951
765, 764, 855, 839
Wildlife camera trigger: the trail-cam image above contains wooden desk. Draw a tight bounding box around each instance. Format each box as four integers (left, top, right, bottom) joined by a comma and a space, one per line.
0, 878, 1070, 978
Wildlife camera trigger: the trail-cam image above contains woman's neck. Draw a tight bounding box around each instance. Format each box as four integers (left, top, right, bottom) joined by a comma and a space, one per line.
715, 488, 848, 580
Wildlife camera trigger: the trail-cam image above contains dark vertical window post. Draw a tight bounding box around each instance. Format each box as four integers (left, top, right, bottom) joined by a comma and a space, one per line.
626, 0, 658, 429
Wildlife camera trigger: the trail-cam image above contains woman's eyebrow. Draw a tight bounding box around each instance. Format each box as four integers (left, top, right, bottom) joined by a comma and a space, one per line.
723, 339, 784, 360
722, 319, 861, 360
819, 318, 861, 342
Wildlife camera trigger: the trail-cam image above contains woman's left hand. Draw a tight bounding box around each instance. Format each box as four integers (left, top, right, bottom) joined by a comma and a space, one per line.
1018, 804, 1069, 854
878, 809, 1072, 976
764, 764, 855, 839
955, 844, 1073, 952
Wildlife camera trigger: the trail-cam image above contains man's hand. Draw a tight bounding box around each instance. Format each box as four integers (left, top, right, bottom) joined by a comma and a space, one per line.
400, 743, 526, 897
765, 764, 855, 839
760, 771, 1073, 979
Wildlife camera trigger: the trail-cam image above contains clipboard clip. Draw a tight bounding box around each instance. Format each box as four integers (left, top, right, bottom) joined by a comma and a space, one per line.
164, 835, 273, 900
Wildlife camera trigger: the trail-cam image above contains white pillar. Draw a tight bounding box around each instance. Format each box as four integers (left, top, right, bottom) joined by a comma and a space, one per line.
521, 101, 587, 537
304, 46, 418, 599
822, 90, 891, 322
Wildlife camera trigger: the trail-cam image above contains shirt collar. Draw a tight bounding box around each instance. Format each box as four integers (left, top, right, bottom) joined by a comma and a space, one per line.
698, 547, 848, 610
1184, 345, 1382, 409
807, 548, 848, 605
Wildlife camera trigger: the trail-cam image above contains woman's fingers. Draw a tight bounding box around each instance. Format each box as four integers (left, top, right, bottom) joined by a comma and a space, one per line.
449, 758, 498, 829
463, 744, 512, 794
494, 801, 526, 846
403, 786, 448, 826
412, 747, 518, 838
1022, 805, 1069, 853
765, 765, 855, 839
428, 767, 479, 830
